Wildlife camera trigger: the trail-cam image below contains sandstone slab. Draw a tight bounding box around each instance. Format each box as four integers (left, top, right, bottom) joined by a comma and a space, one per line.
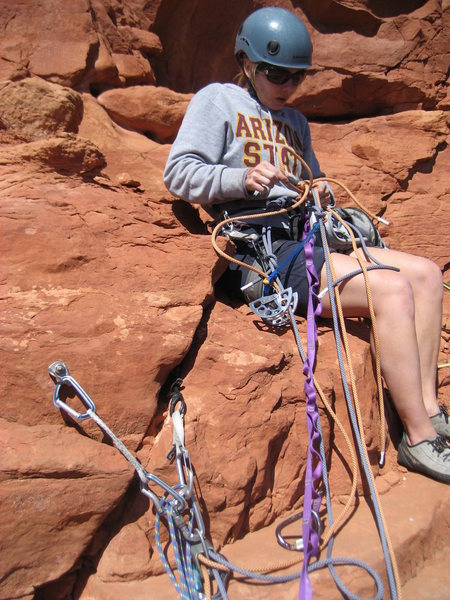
0, 2, 448, 598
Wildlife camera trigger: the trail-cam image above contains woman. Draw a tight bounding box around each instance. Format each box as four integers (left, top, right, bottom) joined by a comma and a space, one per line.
164, 7, 449, 483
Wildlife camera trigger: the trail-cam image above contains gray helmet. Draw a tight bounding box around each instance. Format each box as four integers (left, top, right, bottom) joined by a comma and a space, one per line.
235, 7, 312, 69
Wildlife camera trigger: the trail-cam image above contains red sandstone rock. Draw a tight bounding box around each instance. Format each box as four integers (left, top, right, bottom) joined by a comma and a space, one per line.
97, 85, 193, 143
118, 26, 163, 56
0, 134, 105, 174
78, 92, 170, 191
0, 78, 83, 139
111, 51, 156, 86
0, 2, 448, 599
0, 419, 134, 599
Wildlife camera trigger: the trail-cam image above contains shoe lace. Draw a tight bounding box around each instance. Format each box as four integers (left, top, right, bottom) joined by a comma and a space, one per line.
429, 436, 450, 458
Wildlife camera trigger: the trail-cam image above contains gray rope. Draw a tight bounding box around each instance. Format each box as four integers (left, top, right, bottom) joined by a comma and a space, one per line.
316, 199, 399, 599
208, 550, 383, 598
325, 263, 399, 290
288, 308, 384, 600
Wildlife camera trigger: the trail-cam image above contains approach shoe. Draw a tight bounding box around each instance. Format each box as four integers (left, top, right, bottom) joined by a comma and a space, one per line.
397, 433, 450, 484
430, 405, 450, 440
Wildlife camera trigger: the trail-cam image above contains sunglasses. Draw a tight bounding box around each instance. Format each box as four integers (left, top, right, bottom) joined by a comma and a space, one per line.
257, 63, 306, 85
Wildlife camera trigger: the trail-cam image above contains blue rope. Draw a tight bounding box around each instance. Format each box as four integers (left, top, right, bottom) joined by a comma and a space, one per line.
168, 510, 190, 598
155, 494, 203, 600
263, 221, 320, 294
155, 508, 184, 597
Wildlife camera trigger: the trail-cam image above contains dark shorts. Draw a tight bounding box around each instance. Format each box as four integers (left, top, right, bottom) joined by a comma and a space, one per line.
224, 233, 329, 317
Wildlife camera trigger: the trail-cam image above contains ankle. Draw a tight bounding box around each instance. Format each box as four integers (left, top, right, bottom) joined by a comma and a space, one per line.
405, 426, 437, 446
424, 399, 441, 418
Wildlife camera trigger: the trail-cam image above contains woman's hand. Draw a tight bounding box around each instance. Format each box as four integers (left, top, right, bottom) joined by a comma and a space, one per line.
312, 181, 334, 207
245, 161, 288, 194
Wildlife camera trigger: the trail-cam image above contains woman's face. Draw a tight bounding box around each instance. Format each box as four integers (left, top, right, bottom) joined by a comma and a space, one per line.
243, 58, 306, 111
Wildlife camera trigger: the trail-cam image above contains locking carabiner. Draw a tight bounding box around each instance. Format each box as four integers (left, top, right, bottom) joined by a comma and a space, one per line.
275, 510, 322, 552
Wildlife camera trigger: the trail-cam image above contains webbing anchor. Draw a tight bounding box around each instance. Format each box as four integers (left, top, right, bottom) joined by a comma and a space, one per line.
275, 510, 322, 552
249, 287, 298, 327
169, 378, 187, 416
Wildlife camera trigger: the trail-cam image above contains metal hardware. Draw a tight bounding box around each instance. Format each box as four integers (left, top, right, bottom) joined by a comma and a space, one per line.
48, 360, 96, 421
249, 287, 298, 326
275, 510, 322, 552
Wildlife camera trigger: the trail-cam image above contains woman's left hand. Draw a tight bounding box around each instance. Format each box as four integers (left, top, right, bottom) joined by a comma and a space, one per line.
312, 181, 333, 207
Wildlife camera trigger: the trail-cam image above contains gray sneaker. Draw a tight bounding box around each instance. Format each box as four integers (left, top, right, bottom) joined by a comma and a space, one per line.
430, 405, 450, 439
397, 433, 450, 484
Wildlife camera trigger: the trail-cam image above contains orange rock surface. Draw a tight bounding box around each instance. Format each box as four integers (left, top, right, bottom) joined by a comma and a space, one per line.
0, 1, 448, 599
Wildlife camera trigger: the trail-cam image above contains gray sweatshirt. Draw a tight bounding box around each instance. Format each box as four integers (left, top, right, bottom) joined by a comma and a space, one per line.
163, 82, 323, 211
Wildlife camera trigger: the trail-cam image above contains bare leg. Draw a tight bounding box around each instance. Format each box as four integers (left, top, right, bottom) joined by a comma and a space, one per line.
318, 249, 441, 444
363, 248, 443, 415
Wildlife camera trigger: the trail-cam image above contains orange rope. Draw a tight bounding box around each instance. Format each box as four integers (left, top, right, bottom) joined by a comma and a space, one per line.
209, 171, 402, 597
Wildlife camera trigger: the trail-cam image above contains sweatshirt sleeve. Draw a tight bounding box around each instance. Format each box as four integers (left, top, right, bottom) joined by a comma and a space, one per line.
163, 86, 248, 205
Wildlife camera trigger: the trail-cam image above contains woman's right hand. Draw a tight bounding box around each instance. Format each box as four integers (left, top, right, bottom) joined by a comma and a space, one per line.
245, 161, 288, 194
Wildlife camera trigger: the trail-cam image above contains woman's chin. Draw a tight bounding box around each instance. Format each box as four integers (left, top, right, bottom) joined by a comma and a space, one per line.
267, 99, 287, 111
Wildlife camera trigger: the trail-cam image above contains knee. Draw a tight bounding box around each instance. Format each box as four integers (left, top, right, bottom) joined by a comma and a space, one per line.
412, 257, 443, 302
386, 275, 416, 316
373, 272, 415, 318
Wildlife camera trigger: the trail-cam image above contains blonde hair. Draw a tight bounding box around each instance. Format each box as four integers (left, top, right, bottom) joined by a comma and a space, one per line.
234, 53, 258, 89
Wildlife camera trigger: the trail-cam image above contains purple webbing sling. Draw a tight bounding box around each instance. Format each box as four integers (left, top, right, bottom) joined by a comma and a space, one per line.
299, 213, 323, 600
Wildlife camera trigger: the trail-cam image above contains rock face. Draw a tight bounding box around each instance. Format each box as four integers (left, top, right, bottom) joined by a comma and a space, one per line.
0, 1, 448, 599
97, 85, 193, 142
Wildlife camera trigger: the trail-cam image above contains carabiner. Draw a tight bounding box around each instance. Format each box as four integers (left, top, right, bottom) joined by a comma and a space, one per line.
169, 378, 187, 416
141, 472, 187, 514
275, 510, 322, 552
48, 361, 96, 422
174, 449, 195, 501
190, 496, 206, 538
